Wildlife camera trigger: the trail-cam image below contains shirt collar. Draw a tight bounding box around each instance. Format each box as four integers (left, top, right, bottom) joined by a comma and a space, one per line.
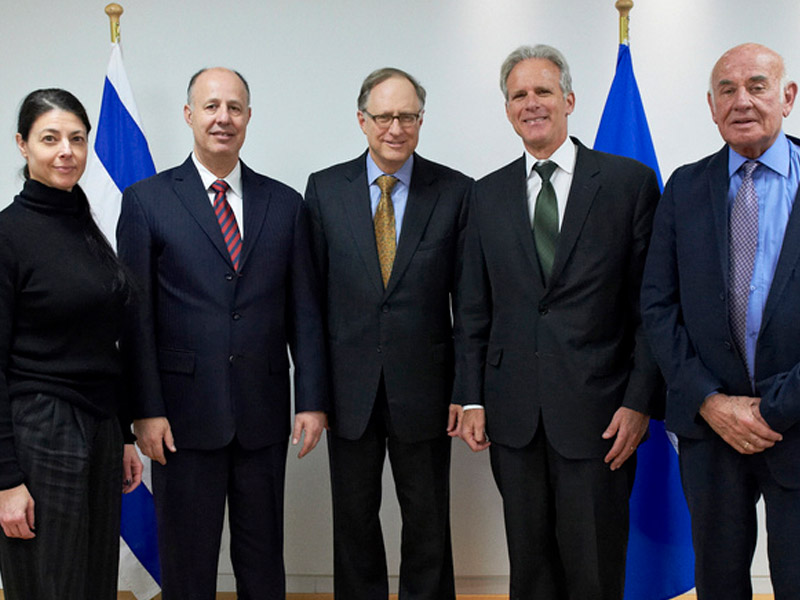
191, 152, 243, 197
366, 152, 414, 188
525, 137, 577, 179
728, 132, 791, 179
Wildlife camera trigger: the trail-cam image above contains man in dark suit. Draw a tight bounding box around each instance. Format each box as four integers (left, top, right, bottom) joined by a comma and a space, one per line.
304, 67, 470, 599
453, 45, 662, 599
117, 67, 327, 600
641, 43, 800, 599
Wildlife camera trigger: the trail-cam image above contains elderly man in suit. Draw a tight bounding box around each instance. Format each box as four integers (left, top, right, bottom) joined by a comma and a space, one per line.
117, 67, 327, 600
453, 44, 663, 599
304, 67, 471, 599
641, 43, 800, 598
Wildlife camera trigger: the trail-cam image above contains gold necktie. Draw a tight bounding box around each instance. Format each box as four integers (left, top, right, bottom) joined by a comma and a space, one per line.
375, 175, 399, 287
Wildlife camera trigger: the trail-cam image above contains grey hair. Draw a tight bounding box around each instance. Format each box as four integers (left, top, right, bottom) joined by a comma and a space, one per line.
187, 67, 251, 106
500, 44, 573, 101
357, 67, 426, 112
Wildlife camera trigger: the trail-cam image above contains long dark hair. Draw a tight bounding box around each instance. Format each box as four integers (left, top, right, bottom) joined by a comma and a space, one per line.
18, 89, 130, 301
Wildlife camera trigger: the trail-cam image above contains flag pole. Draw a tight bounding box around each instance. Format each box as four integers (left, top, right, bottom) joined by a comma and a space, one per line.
105, 3, 123, 43
616, 0, 633, 46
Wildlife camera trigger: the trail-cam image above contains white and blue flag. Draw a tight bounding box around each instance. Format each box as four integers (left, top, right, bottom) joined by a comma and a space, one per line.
82, 42, 160, 600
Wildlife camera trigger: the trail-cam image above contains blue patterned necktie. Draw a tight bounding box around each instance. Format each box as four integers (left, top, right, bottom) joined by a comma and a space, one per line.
728, 160, 759, 369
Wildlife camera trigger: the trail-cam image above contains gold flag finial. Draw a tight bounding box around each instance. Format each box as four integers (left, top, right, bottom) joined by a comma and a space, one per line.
105, 3, 123, 43
616, 0, 633, 45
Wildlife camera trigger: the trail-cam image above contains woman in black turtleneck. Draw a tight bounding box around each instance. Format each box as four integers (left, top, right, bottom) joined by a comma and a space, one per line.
0, 89, 143, 599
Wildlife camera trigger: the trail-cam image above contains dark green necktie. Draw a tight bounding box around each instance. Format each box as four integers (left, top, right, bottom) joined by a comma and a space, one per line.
533, 161, 558, 282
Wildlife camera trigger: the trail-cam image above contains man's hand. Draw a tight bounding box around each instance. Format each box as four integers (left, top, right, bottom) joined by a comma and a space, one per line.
0, 484, 35, 539
122, 443, 144, 494
292, 411, 327, 458
446, 403, 463, 438
699, 393, 782, 454
458, 408, 491, 452
602, 406, 650, 470
134, 417, 176, 465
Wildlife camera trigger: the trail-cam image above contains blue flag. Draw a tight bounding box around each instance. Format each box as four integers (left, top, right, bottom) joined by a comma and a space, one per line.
83, 43, 160, 600
594, 44, 695, 600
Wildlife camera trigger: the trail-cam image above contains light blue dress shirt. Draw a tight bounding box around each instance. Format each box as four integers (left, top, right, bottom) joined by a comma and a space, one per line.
366, 153, 414, 244
727, 133, 800, 381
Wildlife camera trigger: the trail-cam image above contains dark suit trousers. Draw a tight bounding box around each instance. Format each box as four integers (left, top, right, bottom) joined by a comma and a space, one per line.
490, 426, 635, 600
328, 381, 455, 600
0, 393, 123, 600
152, 437, 288, 600
679, 435, 800, 600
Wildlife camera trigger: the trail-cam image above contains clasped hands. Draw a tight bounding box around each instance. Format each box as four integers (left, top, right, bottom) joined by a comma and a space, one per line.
699, 393, 782, 454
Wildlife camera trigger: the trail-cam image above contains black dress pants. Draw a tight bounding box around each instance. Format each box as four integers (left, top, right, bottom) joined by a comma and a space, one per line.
490, 426, 636, 600
152, 437, 288, 600
328, 381, 454, 600
0, 393, 124, 600
679, 435, 800, 600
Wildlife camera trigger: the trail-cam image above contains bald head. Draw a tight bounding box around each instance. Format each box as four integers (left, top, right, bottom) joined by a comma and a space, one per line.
710, 44, 786, 98
187, 67, 251, 107
183, 67, 252, 177
707, 43, 797, 159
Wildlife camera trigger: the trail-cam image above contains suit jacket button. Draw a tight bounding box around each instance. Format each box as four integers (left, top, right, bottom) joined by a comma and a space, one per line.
377, 345, 382, 353
232, 312, 241, 320
228, 355, 235, 364
382, 304, 390, 313
225, 273, 234, 281
538, 305, 549, 315
724, 341, 732, 350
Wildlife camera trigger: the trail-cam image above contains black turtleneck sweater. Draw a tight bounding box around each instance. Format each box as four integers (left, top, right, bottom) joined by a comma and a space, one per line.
0, 179, 128, 489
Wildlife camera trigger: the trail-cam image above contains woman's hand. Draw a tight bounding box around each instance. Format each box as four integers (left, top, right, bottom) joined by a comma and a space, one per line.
122, 444, 143, 494
0, 483, 35, 539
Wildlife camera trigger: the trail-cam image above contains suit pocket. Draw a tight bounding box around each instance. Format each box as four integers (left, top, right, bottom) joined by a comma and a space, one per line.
487, 344, 503, 367
416, 235, 452, 252
157, 348, 196, 375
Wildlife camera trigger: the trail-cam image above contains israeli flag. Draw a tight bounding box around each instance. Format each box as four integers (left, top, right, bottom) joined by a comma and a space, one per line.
82, 42, 160, 600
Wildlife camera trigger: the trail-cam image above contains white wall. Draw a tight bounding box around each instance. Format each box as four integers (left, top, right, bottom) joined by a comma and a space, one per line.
3, 0, 798, 594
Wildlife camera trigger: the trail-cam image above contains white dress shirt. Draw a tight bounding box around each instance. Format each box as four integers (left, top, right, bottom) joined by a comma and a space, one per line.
192, 153, 245, 238
525, 137, 578, 231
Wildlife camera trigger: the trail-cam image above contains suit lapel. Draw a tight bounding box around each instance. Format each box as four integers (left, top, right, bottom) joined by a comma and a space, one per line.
707, 147, 731, 289
238, 162, 271, 271
172, 157, 234, 267
386, 155, 439, 297
761, 180, 800, 334
548, 141, 600, 287
341, 157, 385, 295
503, 156, 546, 289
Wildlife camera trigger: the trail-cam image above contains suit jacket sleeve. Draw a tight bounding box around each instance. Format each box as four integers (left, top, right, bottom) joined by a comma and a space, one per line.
620, 165, 665, 418
453, 184, 491, 407
286, 195, 329, 414
118, 184, 167, 419
304, 173, 328, 307
641, 171, 724, 425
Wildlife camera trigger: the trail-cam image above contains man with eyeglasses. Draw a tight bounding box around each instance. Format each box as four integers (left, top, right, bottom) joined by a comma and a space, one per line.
305, 67, 471, 599
452, 45, 663, 598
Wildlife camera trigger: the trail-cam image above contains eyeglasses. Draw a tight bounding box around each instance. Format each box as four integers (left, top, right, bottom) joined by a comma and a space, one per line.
363, 110, 422, 129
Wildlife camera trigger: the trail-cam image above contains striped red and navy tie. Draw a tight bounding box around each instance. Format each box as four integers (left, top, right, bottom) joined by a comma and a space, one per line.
210, 179, 242, 271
